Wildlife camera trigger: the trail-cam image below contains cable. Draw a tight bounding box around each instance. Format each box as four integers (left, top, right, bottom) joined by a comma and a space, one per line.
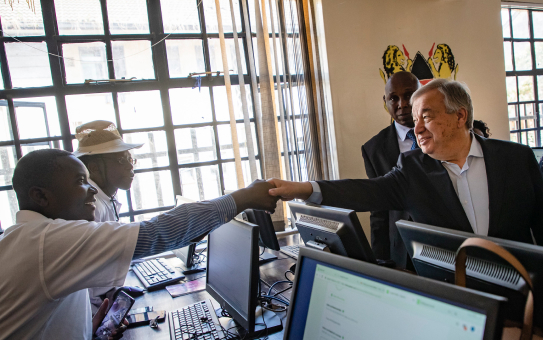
266, 280, 291, 296
1, 0, 203, 64
284, 270, 295, 281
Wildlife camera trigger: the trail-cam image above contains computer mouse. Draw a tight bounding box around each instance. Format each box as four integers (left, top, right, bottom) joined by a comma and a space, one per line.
117, 286, 145, 298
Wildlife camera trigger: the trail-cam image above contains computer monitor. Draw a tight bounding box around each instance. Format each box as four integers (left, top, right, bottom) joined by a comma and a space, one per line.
206, 219, 282, 338
172, 195, 206, 273
172, 244, 197, 268
283, 247, 506, 340
244, 209, 280, 251
397, 220, 543, 329
288, 202, 376, 264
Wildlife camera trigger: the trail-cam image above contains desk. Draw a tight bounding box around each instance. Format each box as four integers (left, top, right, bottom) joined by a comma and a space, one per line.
122, 232, 539, 340
123, 234, 300, 340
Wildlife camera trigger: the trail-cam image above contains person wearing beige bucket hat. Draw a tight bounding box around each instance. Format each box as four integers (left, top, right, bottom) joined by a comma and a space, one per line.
73, 120, 144, 315
73, 120, 143, 223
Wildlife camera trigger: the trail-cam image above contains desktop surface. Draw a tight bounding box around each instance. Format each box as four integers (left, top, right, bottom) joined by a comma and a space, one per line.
121, 234, 301, 340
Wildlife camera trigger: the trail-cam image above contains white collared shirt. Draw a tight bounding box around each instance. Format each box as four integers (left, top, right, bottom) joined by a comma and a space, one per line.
0, 211, 139, 340
307, 135, 490, 235
89, 178, 122, 223
395, 121, 415, 153
441, 135, 489, 236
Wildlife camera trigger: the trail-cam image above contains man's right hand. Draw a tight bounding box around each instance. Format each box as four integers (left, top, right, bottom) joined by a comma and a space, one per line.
267, 178, 313, 201
230, 180, 280, 214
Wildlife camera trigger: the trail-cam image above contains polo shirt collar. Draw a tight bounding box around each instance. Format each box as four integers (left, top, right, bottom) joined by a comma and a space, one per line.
394, 121, 412, 141
15, 210, 52, 224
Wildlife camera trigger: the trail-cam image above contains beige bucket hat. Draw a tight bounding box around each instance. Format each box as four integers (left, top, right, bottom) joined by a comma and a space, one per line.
72, 120, 143, 157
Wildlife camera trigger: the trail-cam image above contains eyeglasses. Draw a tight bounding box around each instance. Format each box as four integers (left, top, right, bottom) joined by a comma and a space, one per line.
101, 155, 137, 165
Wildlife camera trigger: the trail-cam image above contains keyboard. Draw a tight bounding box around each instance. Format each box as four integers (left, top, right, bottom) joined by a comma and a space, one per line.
133, 258, 185, 291
280, 245, 300, 259
169, 299, 227, 340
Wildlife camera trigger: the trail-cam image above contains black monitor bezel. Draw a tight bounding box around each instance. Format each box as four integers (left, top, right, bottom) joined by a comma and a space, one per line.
205, 219, 260, 332
288, 201, 376, 263
283, 247, 506, 340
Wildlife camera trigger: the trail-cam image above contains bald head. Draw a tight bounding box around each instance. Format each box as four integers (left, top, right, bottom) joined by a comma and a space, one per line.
383, 71, 421, 128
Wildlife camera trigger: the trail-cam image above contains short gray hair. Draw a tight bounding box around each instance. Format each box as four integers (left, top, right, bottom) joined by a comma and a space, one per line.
410, 79, 473, 129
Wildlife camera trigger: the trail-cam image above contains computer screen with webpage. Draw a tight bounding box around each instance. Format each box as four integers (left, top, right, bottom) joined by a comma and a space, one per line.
289, 257, 488, 340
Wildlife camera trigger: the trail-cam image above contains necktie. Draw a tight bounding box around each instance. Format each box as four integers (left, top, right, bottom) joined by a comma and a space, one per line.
406, 129, 419, 150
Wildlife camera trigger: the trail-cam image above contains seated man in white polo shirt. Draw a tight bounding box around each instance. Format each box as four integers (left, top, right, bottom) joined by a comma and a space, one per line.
0, 149, 278, 340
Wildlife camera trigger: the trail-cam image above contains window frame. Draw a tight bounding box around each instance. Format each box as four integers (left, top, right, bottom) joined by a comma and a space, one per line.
0, 0, 266, 222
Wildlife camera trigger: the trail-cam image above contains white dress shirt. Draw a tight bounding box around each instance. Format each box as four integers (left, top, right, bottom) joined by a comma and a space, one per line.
0, 195, 237, 339
440, 135, 489, 236
308, 134, 490, 236
394, 121, 415, 154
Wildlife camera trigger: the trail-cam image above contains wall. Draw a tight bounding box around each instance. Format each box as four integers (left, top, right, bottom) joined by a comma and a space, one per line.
317, 0, 510, 238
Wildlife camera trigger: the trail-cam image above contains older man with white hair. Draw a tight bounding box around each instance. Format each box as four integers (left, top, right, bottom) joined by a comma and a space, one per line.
268, 79, 543, 246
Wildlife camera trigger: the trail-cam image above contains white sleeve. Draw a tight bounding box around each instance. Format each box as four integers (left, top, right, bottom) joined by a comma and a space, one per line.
306, 181, 323, 204
40, 220, 139, 300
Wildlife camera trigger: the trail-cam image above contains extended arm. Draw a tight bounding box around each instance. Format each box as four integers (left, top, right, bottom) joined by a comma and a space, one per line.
134, 180, 278, 259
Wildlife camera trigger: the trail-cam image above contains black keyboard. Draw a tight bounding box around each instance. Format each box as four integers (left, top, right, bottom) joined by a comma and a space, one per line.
169, 300, 227, 340
280, 245, 300, 259
133, 258, 185, 291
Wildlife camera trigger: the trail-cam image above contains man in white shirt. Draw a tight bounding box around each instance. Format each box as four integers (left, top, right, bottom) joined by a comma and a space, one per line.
0, 149, 278, 340
267, 79, 543, 247
73, 120, 143, 312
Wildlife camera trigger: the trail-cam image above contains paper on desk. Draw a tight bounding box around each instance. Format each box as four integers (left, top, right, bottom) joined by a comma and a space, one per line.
166, 277, 206, 298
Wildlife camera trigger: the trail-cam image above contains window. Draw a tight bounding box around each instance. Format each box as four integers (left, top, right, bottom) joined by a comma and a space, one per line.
0, 0, 269, 226
502, 6, 543, 147
0, 0, 326, 228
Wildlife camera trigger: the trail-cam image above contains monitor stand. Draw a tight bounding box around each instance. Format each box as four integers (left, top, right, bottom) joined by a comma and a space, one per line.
236, 309, 283, 339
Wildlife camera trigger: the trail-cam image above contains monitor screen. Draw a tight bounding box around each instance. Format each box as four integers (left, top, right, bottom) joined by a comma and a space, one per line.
206, 219, 259, 331
285, 248, 505, 340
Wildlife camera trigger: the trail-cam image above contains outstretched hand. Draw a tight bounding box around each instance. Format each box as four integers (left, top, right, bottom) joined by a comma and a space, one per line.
267, 178, 313, 201
230, 179, 280, 214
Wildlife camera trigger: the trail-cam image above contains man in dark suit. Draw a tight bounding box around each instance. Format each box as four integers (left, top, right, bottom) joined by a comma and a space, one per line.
268, 79, 543, 246
362, 71, 420, 269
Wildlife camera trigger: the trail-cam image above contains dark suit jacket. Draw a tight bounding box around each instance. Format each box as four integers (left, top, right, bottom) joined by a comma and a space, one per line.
361, 123, 411, 268
321, 135, 543, 246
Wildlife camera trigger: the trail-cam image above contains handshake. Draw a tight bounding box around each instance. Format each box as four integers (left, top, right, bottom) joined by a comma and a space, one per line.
230, 178, 314, 214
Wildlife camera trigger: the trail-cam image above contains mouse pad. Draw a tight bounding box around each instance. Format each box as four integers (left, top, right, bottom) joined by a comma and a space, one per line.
166, 277, 206, 298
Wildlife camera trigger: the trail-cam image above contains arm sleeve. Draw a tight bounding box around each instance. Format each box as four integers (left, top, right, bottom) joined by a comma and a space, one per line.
306, 181, 323, 204
133, 195, 237, 259
317, 162, 408, 213
362, 145, 391, 260
42, 220, 140, 300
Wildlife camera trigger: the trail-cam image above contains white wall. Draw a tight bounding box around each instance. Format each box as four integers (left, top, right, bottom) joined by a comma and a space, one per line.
318, 0, 510, 238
